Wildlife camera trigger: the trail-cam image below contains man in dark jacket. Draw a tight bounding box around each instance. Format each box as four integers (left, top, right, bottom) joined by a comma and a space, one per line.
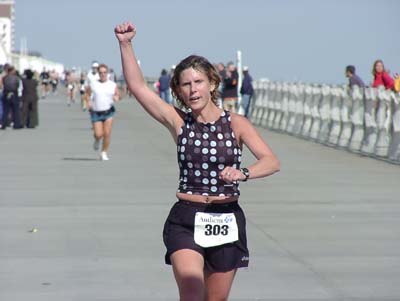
159, 69, 171, 104
1, 66, 22, 129
345, 65, 365, 88
240, 66, 254, 118
222, 62, 238, 113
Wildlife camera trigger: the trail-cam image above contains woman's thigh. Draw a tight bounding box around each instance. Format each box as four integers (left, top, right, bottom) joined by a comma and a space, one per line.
170, 249, 205, 300
92, 121, 104, 137
102, 117, 113, 135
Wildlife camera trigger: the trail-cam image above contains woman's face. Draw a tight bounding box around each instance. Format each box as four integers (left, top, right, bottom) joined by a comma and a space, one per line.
98, 67, 108, 82
177, 67, 215, 111
375, 62, 384, 73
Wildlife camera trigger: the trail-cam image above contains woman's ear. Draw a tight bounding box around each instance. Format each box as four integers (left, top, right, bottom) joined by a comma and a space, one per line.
210, 82, 216, 93
175, 86, 181, 98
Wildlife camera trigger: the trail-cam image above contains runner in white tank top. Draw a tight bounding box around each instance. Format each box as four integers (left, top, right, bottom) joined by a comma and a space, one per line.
90, 77, 116, 111
85, 63, 120, 161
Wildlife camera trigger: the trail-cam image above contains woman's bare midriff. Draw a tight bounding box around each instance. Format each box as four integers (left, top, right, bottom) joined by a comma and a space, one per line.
176, 192, 239, 204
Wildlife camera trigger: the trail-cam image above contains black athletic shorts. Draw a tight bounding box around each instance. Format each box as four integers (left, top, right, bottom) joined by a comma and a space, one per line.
163, 199, 249, 272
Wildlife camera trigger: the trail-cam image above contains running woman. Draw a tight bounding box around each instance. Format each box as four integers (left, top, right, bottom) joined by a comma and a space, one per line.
115, 22, 280, 300
85, 63, 120, 161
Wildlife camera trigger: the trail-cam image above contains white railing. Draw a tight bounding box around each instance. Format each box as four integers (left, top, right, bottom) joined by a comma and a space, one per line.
10, 53, 64, 74
249, 80, 400, 163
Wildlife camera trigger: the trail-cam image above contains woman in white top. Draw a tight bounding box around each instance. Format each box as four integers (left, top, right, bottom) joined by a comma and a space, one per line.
86, 63, 120, 161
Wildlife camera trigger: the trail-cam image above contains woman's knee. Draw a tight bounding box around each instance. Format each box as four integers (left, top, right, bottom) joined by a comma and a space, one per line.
103, 126, 113, 137
171, 250, 205, 301
94, 132, 103, 140
178, 278, 204, 301
103, 130, 112, 138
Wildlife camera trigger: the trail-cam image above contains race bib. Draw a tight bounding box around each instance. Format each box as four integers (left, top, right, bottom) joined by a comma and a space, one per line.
194, 212, 238, 248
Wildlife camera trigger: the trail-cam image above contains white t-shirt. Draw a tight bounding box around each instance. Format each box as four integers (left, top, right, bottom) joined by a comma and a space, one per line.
86, 71, 100, 87
90, 79, 117, 112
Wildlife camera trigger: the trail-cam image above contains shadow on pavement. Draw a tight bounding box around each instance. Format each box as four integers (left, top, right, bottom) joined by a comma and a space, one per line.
62, 157, 99, 161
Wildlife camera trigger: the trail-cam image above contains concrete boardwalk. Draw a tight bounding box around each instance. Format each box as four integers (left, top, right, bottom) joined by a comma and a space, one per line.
1, 91, 400, 301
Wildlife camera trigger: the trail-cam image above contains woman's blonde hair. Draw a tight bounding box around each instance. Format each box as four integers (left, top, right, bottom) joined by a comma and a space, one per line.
170, 55, 221, 108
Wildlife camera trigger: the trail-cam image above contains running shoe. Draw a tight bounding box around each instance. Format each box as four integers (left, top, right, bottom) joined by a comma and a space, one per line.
100, 151, 109, 161
93, 139, 101, 151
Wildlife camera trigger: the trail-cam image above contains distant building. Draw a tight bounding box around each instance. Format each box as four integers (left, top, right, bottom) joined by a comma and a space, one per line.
0, 1, 63, 73
0, 0, 15, 54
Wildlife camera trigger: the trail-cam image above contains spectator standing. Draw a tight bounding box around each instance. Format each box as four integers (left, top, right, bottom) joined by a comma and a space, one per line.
1, 66, 22, 129
108, 68, 117, 82
222, 61, 239, 113
345, 65, 365, 88
216, 62, 225, 108
0, 63, 10, 125
21, 69, 39, 128
372, 59, 394, 90
159, 69, 171, 104
240, 66, 254, 117
118, 74, 128, 98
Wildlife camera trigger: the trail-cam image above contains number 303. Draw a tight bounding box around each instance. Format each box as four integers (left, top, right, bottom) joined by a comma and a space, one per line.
205, 224, 229, 236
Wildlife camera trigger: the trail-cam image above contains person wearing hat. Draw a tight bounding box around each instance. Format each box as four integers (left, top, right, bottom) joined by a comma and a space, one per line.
83, 62, 101, 110
240, 66, 254, 118
87, 61, 100, 87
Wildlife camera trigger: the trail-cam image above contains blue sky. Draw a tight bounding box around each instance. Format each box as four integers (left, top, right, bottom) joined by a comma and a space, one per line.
15, 0, 400, 84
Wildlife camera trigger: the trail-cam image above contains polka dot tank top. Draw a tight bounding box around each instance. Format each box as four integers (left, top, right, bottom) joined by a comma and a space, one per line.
177, 110, 242, 197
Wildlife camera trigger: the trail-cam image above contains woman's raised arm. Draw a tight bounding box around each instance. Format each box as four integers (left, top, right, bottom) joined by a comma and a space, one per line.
115, 22, 181, 130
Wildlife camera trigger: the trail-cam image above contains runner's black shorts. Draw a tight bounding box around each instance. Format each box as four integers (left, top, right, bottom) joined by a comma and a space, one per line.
163, 199, 249, 272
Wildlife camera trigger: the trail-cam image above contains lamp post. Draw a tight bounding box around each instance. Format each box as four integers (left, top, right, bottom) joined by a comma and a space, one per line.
236, 50, 244, 115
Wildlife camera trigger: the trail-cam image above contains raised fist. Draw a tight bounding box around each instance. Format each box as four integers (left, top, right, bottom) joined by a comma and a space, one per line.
114, 22, 137, 43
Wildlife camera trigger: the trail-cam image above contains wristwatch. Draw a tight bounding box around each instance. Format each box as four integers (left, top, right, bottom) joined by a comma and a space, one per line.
240, 168, 250, 182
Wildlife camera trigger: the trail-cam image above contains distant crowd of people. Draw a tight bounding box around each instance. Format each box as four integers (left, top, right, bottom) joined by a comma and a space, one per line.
61, 62, 120, 109
0, 64, 41, 129
155, 61, 254, 117
2, 58, 398, 132
345, 59, 400, 92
